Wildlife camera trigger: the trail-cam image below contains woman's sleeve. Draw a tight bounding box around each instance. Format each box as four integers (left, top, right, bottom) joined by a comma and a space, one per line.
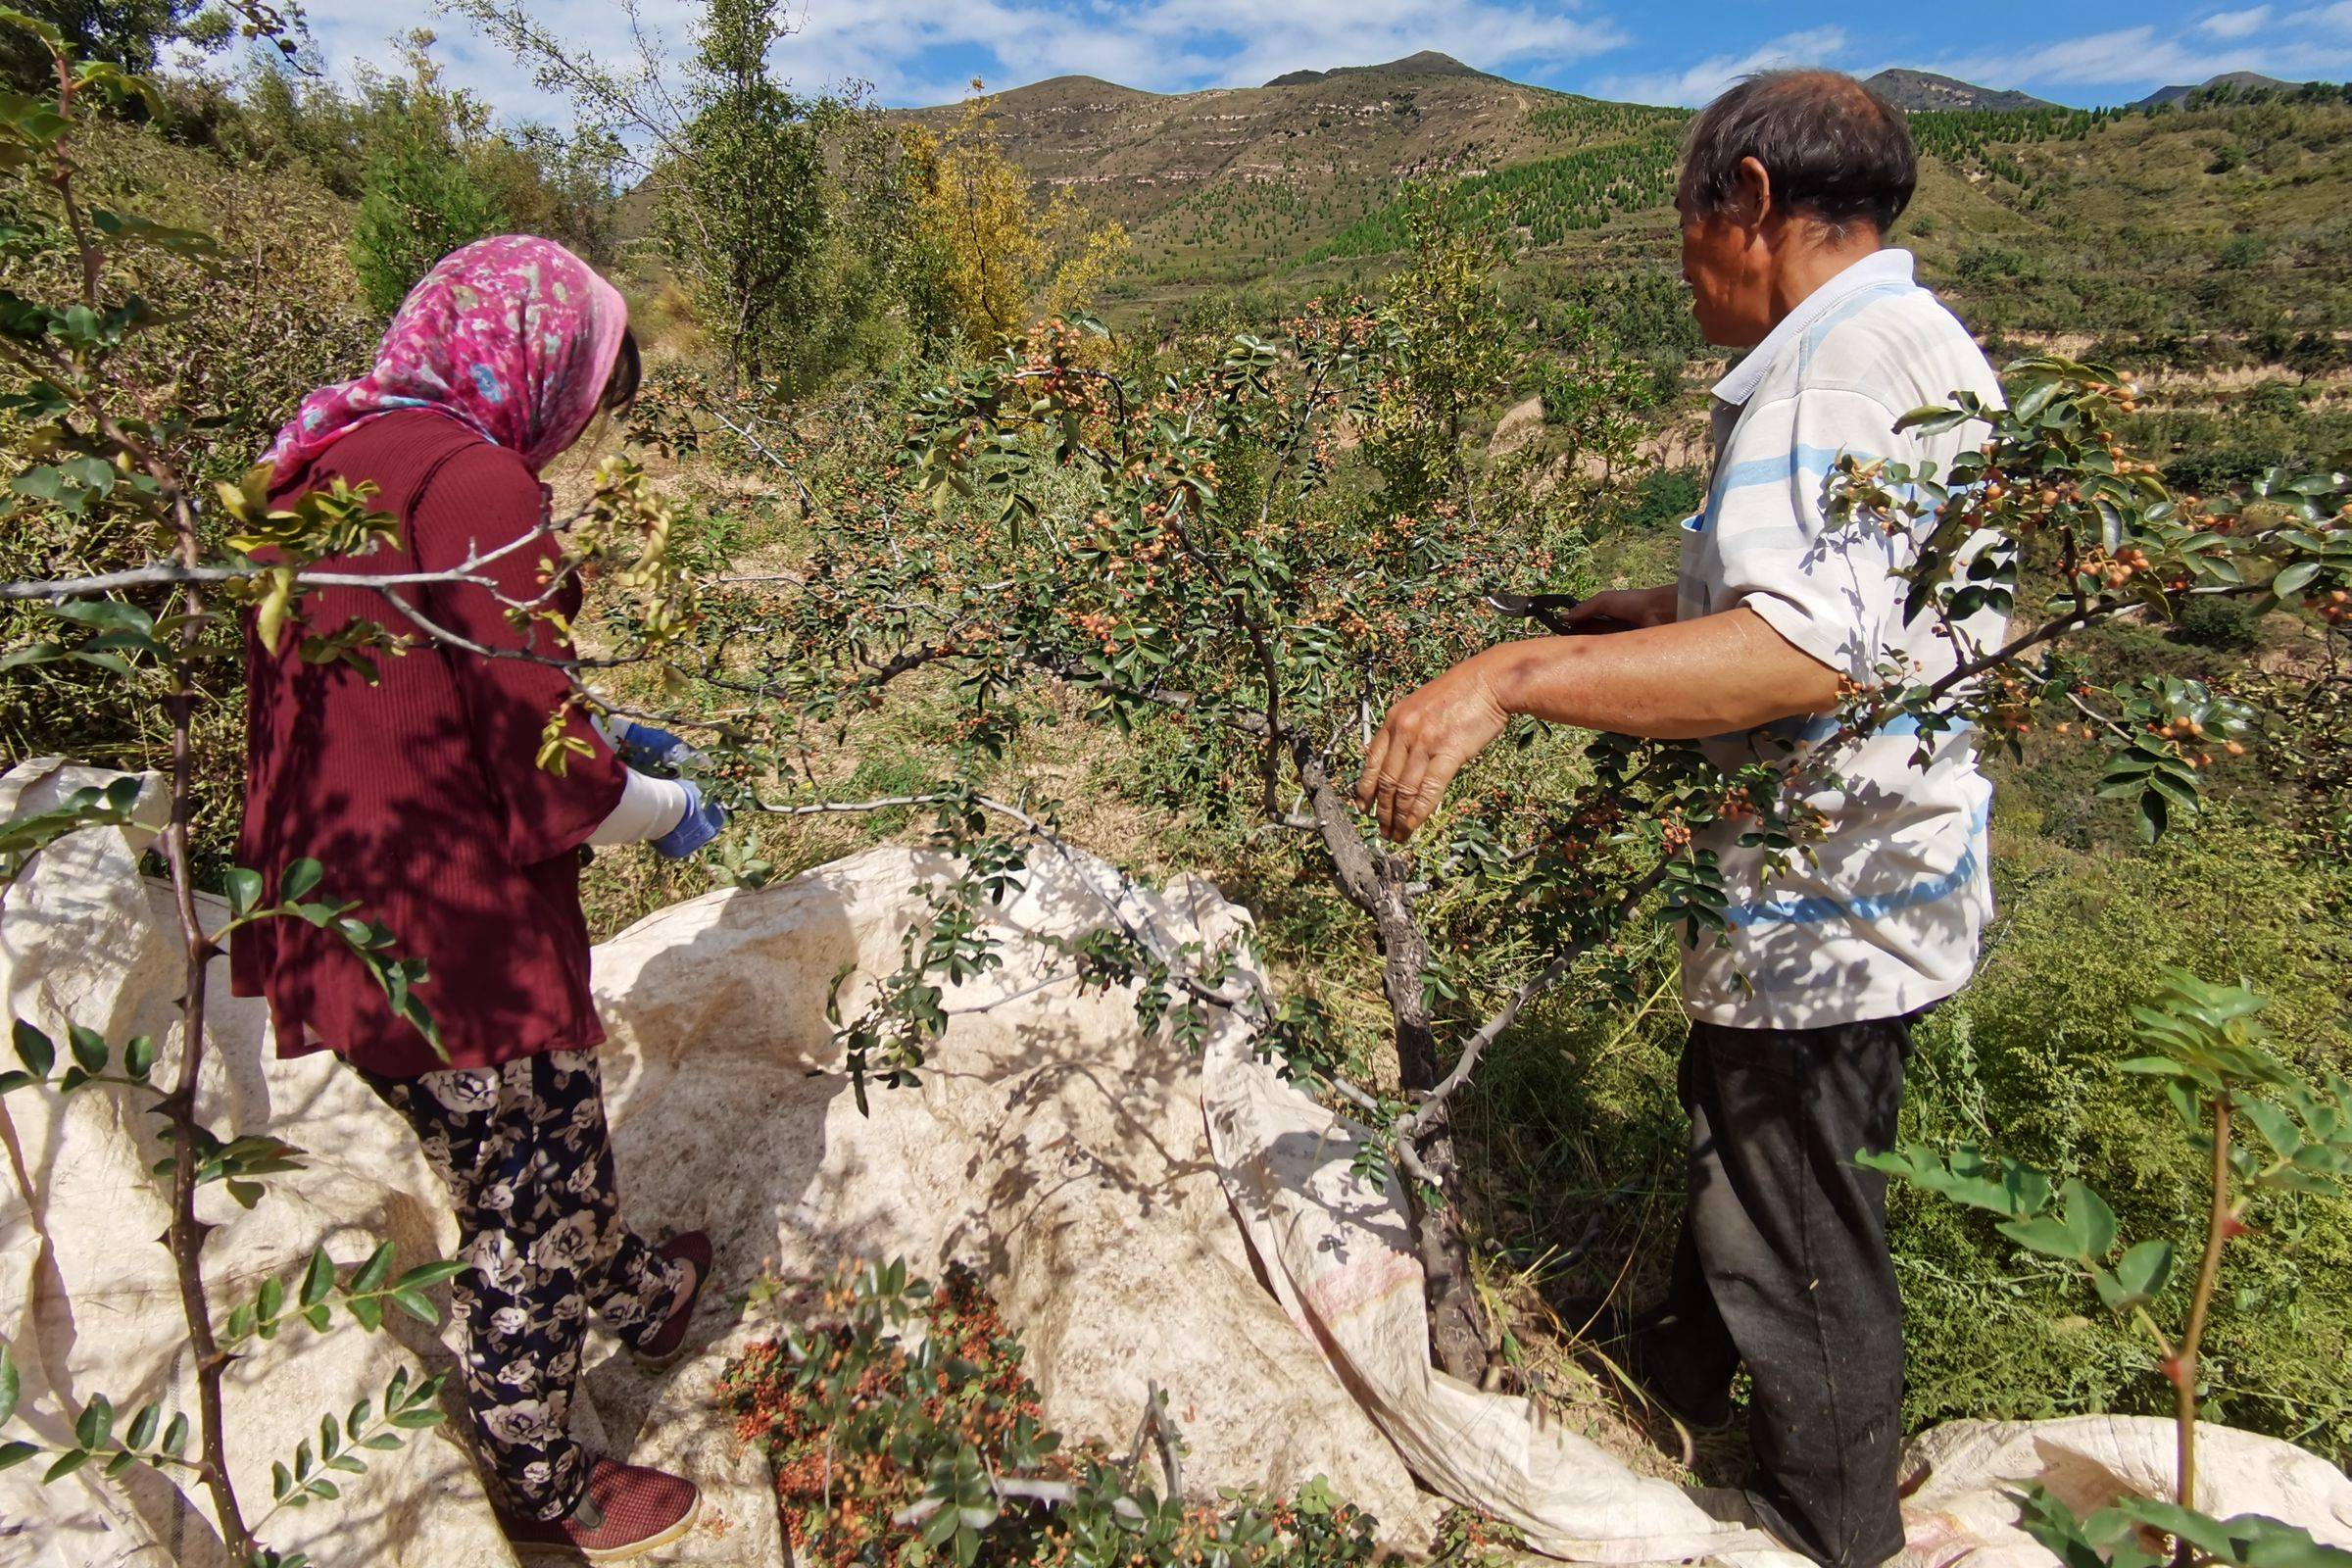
409, 445, 626, 865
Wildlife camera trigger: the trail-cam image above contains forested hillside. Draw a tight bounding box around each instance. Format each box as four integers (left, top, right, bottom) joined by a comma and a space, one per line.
3, 7, 2349, 1563
910, 58, 2352, 378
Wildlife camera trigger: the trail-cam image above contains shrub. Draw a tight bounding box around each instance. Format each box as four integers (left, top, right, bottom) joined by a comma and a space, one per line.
1616, 466, 1704, 530
2172, 596, 2261, 651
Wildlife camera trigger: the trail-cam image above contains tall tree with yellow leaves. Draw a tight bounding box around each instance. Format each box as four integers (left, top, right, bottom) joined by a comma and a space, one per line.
898, 82, 1129, 349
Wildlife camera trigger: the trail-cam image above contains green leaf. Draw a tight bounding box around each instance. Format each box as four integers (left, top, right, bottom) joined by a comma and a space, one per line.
75, 1394, 112, 1449
44, 1448, 90, 1482
223, 868, 265, 916
2271, 560, 2321, 599
390, 1259, 466, 1292
298, 1248, 334, 1308
12, 1019, 52, 1079
0, 1342, 15, 1425
388, 1287, 438, 1325
122, 1035, 155, 1080
2061, 1180, 2118, 1261
351, 1241, 395, 1295
2100, 1239, 2178, 1313
921, 1500, 963, 1547
1996, 1214, 2084, 1261
2238, 1099, 2304, 1160
162, 1412, 188, 1456
125, 1401, 160, 1451
0, 1441, 37, 1472
279, 858, 322, 902
66, 1023, 105, 1075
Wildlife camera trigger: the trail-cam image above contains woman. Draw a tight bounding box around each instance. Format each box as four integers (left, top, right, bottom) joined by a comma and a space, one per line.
234, 235, 724, 1562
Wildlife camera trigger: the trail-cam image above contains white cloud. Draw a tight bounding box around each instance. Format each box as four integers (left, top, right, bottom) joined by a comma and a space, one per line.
2197, 5, 2274, 38
1933, 14, 2352, 95
1119, 0, 1628, 91
1589, 25, 1849, 108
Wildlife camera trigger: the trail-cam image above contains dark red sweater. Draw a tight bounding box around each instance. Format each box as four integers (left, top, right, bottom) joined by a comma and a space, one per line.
230, 411, 626, 1077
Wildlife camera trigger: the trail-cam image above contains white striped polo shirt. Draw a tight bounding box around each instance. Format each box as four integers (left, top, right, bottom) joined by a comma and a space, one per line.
1675, 248, 2007, 1029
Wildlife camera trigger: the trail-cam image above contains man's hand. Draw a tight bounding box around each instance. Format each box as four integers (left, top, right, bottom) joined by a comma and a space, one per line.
1559, 585, 1678, 632
1354, 653, 1512, 844
1352, 600, 1846, 845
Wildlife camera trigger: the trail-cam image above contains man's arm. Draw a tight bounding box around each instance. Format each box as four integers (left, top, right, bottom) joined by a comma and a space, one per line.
1353, 606, 1841, 843
1557, 585, 1679, 631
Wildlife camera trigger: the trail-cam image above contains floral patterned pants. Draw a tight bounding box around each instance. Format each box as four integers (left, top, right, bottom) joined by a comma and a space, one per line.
360, 1048, 687, 1521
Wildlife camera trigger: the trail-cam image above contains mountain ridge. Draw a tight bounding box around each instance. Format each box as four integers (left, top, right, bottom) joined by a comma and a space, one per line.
1862, 69, 2056, 113
2130, 71, 2312, 110
1263, 51, 1498, 88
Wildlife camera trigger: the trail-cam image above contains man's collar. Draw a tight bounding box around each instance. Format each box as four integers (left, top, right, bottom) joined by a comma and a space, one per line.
1709, 248, 1917, 408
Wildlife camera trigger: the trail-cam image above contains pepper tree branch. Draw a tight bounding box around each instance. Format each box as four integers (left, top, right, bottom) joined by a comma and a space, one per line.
38, 48, 256, 1549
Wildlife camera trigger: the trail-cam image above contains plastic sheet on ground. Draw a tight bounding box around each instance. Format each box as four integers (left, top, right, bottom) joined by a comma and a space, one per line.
3, 759, 2348, 1568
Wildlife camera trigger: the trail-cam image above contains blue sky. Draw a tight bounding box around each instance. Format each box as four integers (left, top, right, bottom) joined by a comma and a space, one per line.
280, 1, 2352, 118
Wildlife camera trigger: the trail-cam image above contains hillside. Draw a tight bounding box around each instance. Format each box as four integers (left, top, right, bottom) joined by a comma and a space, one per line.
2132, 71, 2312, 109
1863, 69, 2054, 112
906, 61, 2352, 344
902, 56, 1680, 290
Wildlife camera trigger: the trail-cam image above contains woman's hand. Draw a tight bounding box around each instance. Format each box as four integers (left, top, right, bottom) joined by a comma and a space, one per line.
616, 720, 707, 775
1354, 653, 1513, 844
1559, 585, 1678, 631
651, 781, 727, 859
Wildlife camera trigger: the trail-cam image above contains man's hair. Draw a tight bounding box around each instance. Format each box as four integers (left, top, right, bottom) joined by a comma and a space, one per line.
1678, 69, 1917, 236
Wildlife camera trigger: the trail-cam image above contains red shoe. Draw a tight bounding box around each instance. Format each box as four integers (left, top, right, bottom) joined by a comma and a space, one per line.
501, 1457, 700, 1562
630, 1231, 713, 1370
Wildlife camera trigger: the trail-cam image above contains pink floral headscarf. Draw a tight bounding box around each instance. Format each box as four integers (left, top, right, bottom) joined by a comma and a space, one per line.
268, 234, 628, 481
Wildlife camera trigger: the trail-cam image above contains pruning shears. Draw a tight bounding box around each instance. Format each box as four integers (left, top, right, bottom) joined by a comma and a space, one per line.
1484, 590, 1632, 636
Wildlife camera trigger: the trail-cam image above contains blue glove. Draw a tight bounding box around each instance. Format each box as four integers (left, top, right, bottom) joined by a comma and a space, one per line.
650, 780, 726, 859
616, 720, 706, 775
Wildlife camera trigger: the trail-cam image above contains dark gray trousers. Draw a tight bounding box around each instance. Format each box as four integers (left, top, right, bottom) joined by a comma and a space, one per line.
1644, 1013, 1917, 1568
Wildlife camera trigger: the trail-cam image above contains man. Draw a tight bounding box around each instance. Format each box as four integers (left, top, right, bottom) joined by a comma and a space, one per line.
1354, 71, 2005, 1568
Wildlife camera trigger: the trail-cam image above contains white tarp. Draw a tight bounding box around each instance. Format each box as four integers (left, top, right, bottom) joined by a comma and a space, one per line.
2, 758, 2347, 1568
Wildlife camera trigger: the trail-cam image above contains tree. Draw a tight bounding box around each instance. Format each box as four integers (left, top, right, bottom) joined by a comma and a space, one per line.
654, 0, 832, 386
347, 32, 506, 316
448, 0, 918, 390
0, 18, 515, 1559
1361, 187, 1521, 514
897, 85, 1131, 351
685, 311, 2350, 1395
1866, 970, 2352, 1568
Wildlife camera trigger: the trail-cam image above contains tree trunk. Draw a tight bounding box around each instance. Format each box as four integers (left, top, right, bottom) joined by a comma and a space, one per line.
1294, 746, 1493, 1384
1383, 937, 1494, 1385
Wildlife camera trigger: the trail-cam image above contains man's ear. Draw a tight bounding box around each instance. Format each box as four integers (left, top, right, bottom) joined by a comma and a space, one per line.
1734, 155, 1774, 229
